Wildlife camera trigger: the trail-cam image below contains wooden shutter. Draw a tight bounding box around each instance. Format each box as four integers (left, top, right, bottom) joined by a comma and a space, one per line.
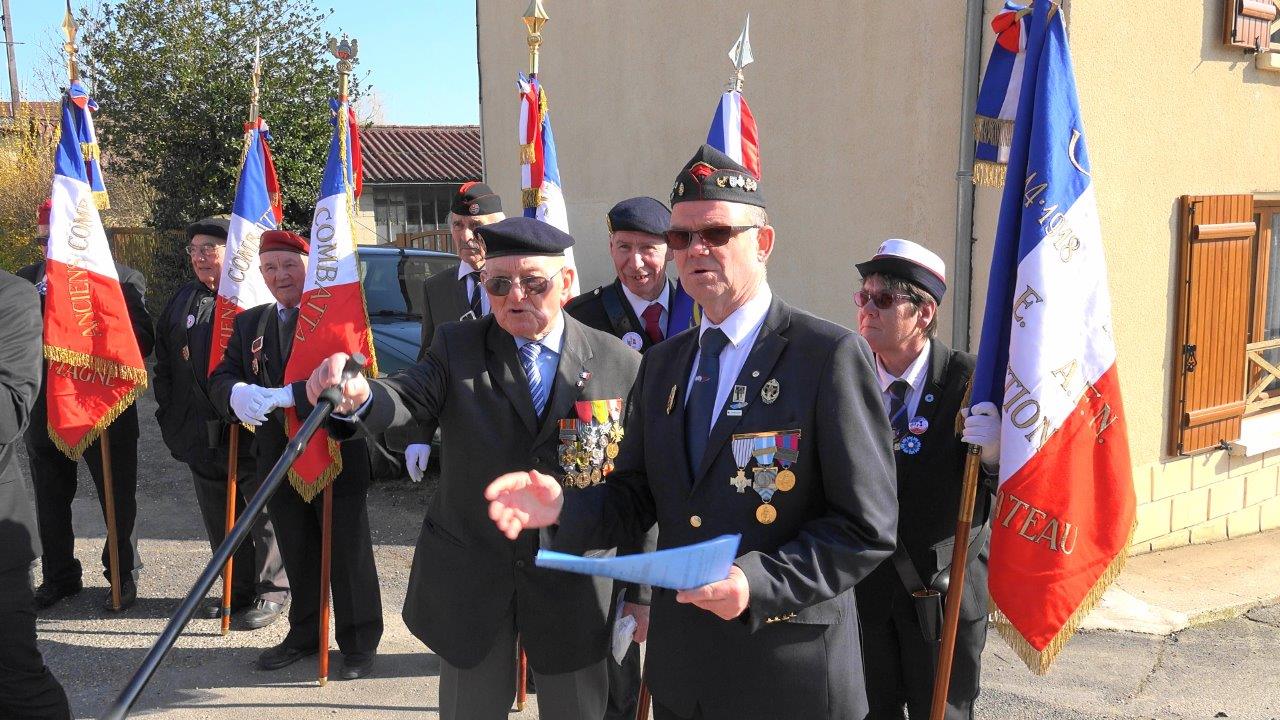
1224, 0, 1277, 51
1170, 195, 1255, 455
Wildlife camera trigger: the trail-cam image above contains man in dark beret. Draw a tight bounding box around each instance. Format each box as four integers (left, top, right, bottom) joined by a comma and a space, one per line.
307, 216, 641, 719
153, 216, 289, 629
486, 144, 899, 720
211, 230, 382, 679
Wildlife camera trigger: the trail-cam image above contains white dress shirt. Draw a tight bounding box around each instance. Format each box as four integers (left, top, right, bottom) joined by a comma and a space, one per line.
685, 284, 774, 433
619, 281, 670, 337
876, 340, 931, 420
457, 260, 491, 316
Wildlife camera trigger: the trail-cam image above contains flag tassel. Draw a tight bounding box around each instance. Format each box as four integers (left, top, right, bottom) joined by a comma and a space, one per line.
972, 160, 1008, 188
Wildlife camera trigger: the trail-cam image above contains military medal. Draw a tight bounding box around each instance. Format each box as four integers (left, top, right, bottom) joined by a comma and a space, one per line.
186, 314, 196, 329
750, 436, 779, 504
900, 435, 922, 455
667, 384, 677, 414
181, 345, 190, 361
761, 378, 780, 404
622, 331, 644, 351
755, 503, 777, 525
909, 416, 929, 435
250, 336, 264, 374
729, 436, 755, 493
774, 430, 801, 492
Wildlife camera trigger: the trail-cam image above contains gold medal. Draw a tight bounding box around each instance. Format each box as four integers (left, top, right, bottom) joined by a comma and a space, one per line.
590, 467, 602, 485
775, 469, 796, 492
755, 503, 777, 525
606, 443, 619, 459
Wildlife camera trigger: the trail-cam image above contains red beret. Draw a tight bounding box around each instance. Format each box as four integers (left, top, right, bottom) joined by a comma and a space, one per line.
259, 230, 309, 256
37, 198, 52, 226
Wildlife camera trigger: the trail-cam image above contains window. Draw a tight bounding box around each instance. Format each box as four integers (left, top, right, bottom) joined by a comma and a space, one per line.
1247, 203, 1280, 414
1225, 0, 1276, 51
369, 184, 461, 243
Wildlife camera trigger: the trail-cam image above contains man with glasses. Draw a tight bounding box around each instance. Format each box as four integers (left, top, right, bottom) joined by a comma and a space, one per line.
483, 144, 899, 720
18, 199, 155, 612
153, 216, 289, 630
852, 239, 998, 720
306, 216, 640, 720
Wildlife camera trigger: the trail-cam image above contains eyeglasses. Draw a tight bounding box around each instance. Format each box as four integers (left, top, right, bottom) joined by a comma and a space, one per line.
185, 243, 223, 258
664, 224, 761, 251
482, 266, 565, 297
854, 289, 916, 310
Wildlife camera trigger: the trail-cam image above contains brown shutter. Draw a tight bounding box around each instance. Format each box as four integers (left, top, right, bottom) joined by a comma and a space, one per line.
1224, 0, 1277, 51
1170, 195, 1255, 455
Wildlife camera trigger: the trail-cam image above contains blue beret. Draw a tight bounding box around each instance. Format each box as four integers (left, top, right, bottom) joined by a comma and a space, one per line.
476, 216, 575, 258
671, 144, 764, 208
607, 197, 670, 237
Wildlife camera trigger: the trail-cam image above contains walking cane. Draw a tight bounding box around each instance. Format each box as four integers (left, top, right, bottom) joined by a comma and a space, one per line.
516, 641, 528, 710
100, 426, 122, 611
318, 483, 334, 685
635, 681, 651, 720
220, 425, 240, 635
99, 355, 365, 720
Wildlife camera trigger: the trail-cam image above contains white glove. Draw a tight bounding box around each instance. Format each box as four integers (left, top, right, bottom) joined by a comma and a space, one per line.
405, 443, 432, 483
229, 383, 273, 426
961, 401, 1001, 466
267, 386, 295, 409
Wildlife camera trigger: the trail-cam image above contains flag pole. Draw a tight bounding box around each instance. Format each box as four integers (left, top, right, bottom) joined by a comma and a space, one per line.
516, 637, 528, 711
100, 426, 123, 611
318, 484, 334, 685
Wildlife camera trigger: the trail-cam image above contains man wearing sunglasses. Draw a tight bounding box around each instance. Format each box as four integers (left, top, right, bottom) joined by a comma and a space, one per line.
483, 144, 899, 720
852, 239, 999, 720
307, 216, 641, 720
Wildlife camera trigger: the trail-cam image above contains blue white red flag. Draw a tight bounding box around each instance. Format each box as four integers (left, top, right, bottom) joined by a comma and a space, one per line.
67, 80, 109, 208
518, 73, 580, 295
706, 90, 760, 179
973, 1, 1031, 187
971, 1, 1134, 674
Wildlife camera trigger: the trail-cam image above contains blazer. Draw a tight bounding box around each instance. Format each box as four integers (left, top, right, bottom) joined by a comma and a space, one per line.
0, 271, 45, 573
417, 263, 474, 361
556, 296, 899, 719
332, 314, 641, 674
566, 278, 667, 352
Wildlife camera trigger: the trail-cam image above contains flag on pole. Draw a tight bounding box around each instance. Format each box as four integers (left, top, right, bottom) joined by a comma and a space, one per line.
706, 15, 761, 178
43, 88, 147, 458
971, 1, 1134, 674
210, 117, 282, 374
281, 97, 378, 501
973, 2, 1031, 187
68, 80, 110, 209
518, 73, 579, 294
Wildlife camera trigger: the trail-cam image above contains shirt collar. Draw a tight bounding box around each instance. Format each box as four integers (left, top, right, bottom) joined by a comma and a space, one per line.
876, 340, 931, 394
619, 279, 670, 314
274, 301, 299, 317
513, 312, 565, 355
457, 260, 480, 279
698, 283, 773, 349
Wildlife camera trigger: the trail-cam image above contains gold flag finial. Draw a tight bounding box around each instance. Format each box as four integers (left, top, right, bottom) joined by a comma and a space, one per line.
326, 33, 358, 100
62, 0, 79, 82
522, 0, 549, 76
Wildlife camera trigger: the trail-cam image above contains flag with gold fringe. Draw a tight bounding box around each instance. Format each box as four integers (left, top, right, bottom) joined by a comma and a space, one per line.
67, 80, 110, 209
973, 2, 1030, 187
517, 72, 580, 295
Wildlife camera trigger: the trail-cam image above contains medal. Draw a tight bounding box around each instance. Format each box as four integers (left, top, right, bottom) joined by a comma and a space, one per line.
909, 416, 929, 435
730, 436, 755, 493
756, 503, 777, 525
775, 469, 796, 492
606, 443, 619, 459
622, 331, 644, 351
181, 345, 190, 361
900, 435, 922, 455
732, 384, 748, 405
186, 314, 195, 329
774, 430, 800, 491
761, 378, 780, 404
590, 467, 602, 485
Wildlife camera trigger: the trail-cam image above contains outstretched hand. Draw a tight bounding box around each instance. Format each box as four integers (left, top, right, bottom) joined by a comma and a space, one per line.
485, 470, 565, 540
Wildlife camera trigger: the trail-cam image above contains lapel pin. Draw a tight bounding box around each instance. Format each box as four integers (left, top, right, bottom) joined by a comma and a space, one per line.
761, 378, 780, 404
667, 384, 678, 414
577, 370, 591, 388
924, 393, 934, 403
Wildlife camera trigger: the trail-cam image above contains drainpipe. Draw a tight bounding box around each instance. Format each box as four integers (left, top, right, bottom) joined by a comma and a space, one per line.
952, 0, 985, 352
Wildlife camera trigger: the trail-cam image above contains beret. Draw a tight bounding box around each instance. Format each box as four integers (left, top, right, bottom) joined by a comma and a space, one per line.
856, 238, 948, 303
607, 196, 670, 237
476, 216, 574, 258
452, 181, 503, 216
670, 144, 765, 208
259, 229, 310, 256
186, 216, 230, 241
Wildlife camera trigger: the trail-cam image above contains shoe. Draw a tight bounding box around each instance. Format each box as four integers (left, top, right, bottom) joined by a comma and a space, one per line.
339, 653, 375, 680
200, 596, 253, 620
102, 580, 137, 611
33, 581, 82, 609
256, 643, 317, 671
241, 598, 285, 630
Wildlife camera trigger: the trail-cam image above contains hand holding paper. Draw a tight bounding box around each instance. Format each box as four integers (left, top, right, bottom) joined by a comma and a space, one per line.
675, 565, 750, 620
534, 534, 741, 592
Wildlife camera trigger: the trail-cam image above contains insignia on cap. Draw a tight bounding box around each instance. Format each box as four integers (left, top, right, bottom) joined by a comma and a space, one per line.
469, 202, 480, 215
689, 163, 716, 182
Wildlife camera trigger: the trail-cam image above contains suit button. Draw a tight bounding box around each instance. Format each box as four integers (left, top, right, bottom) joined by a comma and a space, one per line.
515, 559, 526, 568
689, 515, 702, 528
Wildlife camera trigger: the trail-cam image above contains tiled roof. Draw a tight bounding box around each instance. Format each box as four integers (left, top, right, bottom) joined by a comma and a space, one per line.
360, 124, 482, 184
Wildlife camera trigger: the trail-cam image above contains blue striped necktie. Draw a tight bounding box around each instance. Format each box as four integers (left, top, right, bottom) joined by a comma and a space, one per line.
887, 379, 910, 438
519, 341, 548, 416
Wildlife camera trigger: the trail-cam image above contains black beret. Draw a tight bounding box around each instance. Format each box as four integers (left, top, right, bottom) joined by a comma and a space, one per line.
670, 144, 764, 208
856, 239, 948, 303
476, 216, 574, 258
607, 196, 670, 237
452, 181, 503, 216
186, 216, 230, 241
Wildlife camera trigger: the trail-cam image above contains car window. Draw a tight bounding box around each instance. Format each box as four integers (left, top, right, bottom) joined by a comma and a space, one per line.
359, 252, 457, 317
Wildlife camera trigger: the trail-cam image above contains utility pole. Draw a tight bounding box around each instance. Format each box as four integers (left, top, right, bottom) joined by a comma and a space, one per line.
1, 0, 19, 119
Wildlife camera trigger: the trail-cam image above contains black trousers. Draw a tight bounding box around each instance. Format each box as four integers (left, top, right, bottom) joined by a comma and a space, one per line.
27, 406, 141, 586
0, 566, 71, 719
266, 477, 382, 657
605, 584, 642, 720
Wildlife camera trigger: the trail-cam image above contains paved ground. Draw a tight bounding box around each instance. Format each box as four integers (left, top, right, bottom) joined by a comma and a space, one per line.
23, 392, 1280, 719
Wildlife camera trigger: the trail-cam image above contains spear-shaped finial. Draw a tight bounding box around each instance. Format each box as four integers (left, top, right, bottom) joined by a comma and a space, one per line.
522, 0, 549, 77
727, 13, 753, 92
61, 0, 79, 82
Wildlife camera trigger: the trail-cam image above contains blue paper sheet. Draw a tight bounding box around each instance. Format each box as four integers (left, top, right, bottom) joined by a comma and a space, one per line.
535, 534, 741, 591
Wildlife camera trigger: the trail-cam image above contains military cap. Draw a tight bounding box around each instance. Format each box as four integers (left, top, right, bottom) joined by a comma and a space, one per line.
37, 198, 52, 226
451, 181, 503, 216
670, 144, 764, 208
186, 216, 230, 242
607, 196, 671, 237
259, 229, 310, 256
856, 238, 947, 303
476, 216, 574, 258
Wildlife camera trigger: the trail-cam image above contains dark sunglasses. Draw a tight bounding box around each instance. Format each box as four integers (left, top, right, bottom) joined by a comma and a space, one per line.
854, 289, 916, 310
482, 266, 565, 297
664, 224, 761, 251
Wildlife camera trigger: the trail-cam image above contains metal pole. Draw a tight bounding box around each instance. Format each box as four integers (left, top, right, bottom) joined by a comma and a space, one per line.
2, 0, 20, 119
951, 0, 985, 352
100, 426, 122, 611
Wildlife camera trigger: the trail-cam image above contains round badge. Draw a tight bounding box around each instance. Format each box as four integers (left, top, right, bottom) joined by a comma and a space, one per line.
755, 503, 777, 525
909, 416, 929, 435
469, 202, 480, 215
606, 443, 619, 459
775, 469, 796, 492
900, 436, 922, 455
185, 314, 196, 329
622, 331, 644, 351
924, 393, 935, 403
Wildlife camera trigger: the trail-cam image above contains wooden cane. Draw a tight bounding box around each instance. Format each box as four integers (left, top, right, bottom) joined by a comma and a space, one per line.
635, 681, 651, 720
318, 483, 334, 686
516, 641, 528, 711
100, 426, 122, 611
220, 425, 240, 635
928, 446, 982, 720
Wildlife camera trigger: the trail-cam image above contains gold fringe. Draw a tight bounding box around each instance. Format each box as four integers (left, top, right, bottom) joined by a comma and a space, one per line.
519, 142, 537, 165
972, 160, 1008, 188
46, 382, 145, 460
80, 141, 100, 164
92, 190, 110, 211
522, 187, 542, 210
992, 522, 1135, 675
44, 346, 150, 386
287, 436, 343, 503
973, 115, 1015, 147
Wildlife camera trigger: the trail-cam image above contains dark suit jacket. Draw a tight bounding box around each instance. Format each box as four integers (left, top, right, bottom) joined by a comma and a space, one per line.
332, 314, 641, 674
16, 260, 155, 449
209, 303, 370, 497
556, 296, 899, 719
565, 278, 676, 353
0, 270, 45, 573
417, 263, 474, 361
856, 341, 993, 623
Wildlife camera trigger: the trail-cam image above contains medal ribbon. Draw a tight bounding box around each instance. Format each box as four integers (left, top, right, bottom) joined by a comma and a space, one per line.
732, 436, 755, 469
751, 435, 777, 465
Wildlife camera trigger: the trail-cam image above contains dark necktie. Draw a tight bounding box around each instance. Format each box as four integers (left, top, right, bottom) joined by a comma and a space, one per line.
278, 307, 299, 360
463, 271, 483, 318
641, 303, 664, 344
887, 379, 910, 438
685, 328, 731, 473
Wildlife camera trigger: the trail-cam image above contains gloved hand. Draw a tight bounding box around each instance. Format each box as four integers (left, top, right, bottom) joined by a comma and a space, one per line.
266, 386, 295, 409
229, 383, 274, 426
405, 443, 432, 483
961, 401, 1001, 466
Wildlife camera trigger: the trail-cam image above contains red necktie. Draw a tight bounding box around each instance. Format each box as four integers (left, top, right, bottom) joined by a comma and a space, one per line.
641, 303, 664, 344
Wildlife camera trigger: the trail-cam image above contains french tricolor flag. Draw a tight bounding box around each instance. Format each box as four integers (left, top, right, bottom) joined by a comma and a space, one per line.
971, 2, 1134, 674
706, 90, 760, 179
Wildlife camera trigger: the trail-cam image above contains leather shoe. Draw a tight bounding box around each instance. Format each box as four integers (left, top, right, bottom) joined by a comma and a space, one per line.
33, 581, 82, 609
200, 596, 253, 620
256, 643, 316, 671
102, 580, 136, 612
240, 598, 285, 630
339, 653, 375, 680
